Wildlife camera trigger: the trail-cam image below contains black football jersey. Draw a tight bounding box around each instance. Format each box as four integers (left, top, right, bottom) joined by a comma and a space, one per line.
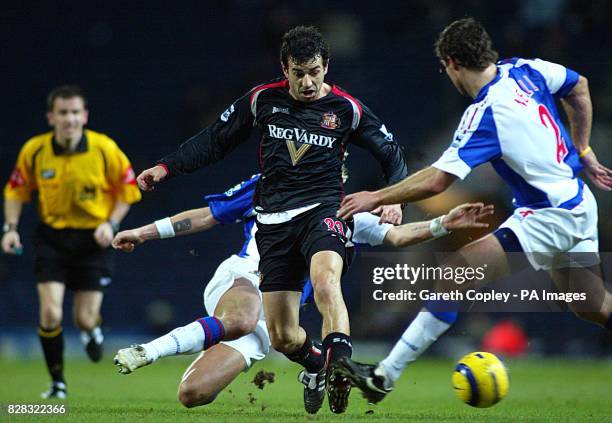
159, 78, 408, 213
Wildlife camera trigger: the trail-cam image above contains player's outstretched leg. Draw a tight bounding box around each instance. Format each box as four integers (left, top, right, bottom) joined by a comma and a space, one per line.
338, 308, 457, 404
115, 277, 260, 374
310, 251, 352, 414
178, 343, 247, 407
340, 234, 507, 403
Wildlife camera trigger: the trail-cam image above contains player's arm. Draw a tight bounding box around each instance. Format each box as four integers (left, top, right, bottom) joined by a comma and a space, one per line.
340, 101, 501, 219
338, 167, 457, 219
137, 92, 255, 191
528, 58, 611, 190
561, 76, 612, 191
348, 102, 410, 223
95, 142, 143, 247
94, 200, 133, 248
2, 143, 36, 255
112, 207, 218, 252
383, 202, 493, 247
1, 198, 24, 254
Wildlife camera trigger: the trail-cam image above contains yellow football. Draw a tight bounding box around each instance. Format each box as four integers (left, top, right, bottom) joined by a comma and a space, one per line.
452, 351, 509, 408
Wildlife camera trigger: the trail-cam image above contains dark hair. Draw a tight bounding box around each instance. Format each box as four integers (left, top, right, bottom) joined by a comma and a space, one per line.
435, 18, 498, 70
280, 26, 330, 67
47, 85, 88, 111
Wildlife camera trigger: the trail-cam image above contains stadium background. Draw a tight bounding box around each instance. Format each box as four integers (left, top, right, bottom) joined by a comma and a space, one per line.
1, 0, 611, 361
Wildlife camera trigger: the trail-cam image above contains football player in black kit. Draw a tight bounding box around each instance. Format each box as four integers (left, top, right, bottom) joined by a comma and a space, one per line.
136, 26, 408, 414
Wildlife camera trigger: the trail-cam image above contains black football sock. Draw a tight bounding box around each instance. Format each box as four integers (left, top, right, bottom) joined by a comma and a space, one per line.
284, 332, 324, 373
323, 332, 352, 369
38, 326, 65, 383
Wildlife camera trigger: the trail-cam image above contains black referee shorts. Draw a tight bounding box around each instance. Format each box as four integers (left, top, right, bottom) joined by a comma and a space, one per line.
256, 204, 354, 293
33, 224, 113, 291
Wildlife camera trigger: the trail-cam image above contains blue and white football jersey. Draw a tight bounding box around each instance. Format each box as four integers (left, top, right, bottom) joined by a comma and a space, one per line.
205, 174, 260, 262
433, 57, 584, 210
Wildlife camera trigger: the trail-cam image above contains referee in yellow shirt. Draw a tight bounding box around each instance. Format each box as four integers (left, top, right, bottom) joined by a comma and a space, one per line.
2, 85, 141, 399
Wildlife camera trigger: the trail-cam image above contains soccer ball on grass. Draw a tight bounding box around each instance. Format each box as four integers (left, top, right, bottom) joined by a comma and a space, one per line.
452, 351, 509, 408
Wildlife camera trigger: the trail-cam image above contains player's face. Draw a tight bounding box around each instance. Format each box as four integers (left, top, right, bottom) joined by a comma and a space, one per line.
283, 56, 328, 102
47, 97, 89, 142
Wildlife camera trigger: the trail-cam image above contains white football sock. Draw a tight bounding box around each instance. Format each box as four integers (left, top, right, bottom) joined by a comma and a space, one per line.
80, 326, 103, 345
380, 311, 451, 385
142, 321, 205, 362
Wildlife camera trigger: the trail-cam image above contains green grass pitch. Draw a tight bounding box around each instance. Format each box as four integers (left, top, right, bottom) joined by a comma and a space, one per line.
1, 356, 610, 422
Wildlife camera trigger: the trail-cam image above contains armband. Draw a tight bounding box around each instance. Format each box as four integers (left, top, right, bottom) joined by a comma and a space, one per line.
429, 215, 451, 238
154, 217, 175, 239
578, 146, 592, 158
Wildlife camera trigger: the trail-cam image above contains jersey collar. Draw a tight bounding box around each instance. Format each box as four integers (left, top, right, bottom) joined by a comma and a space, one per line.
473, 66, 501, 103
52, 133, 88, 155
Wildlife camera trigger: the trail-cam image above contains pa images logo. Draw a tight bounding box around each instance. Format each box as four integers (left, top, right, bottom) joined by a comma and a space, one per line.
321, 112, 340, 130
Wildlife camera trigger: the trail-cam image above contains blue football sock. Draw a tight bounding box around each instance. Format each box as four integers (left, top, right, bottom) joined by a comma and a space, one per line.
424, 300, 459, 324
197, 316, 226, 349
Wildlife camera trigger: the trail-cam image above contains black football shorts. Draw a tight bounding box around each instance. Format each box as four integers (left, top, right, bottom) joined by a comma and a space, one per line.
33, 224, 113, 291
256, 204, 354, 292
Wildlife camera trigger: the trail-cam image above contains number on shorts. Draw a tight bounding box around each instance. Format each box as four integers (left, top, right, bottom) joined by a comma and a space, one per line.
323, 217, 345, 236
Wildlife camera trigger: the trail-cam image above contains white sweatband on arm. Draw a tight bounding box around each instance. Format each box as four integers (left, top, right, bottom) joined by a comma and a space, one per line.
154, 217, 175, 239
429, 215, 451, 239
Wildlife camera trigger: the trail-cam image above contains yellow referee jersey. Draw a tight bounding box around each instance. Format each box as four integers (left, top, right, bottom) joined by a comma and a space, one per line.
4, 129, 141, 229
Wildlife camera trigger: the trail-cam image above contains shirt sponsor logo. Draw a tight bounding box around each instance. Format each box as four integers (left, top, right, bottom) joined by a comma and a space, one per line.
220, 104, 235, 122
267, 124, 337, 148
272, 106, 289, 115
320, 112, 340, 129
41, 169, 56, 180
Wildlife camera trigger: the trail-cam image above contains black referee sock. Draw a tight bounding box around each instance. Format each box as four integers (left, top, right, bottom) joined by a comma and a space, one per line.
323, 332, 352, 368
38, 326, 65, 384
284, 333, 324, 373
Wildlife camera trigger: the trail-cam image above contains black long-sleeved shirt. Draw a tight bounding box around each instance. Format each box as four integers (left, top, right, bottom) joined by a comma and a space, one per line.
159, 78, 408, 213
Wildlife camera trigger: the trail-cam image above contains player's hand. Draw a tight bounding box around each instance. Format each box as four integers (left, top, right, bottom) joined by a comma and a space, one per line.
337, 191, 381, 220
372, 204, 403, 225
137, 165, 168, 191
443, 202, 494, 231
1, 230, 23, 255
580, 150, 612, 191
94, 222, 115, 248
112, 229, 145, 253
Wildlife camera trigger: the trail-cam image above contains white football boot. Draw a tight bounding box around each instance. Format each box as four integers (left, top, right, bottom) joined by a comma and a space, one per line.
113, 345, 153, 374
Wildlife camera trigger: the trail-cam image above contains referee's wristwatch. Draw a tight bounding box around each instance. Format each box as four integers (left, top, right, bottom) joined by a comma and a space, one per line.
2, 223, 17, 233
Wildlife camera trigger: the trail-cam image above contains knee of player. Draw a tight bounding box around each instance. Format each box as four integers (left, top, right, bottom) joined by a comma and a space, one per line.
40, 307, 63, 328
311, 267, 341, 287
178, 382, 218, 408
218, 310, 260, 338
